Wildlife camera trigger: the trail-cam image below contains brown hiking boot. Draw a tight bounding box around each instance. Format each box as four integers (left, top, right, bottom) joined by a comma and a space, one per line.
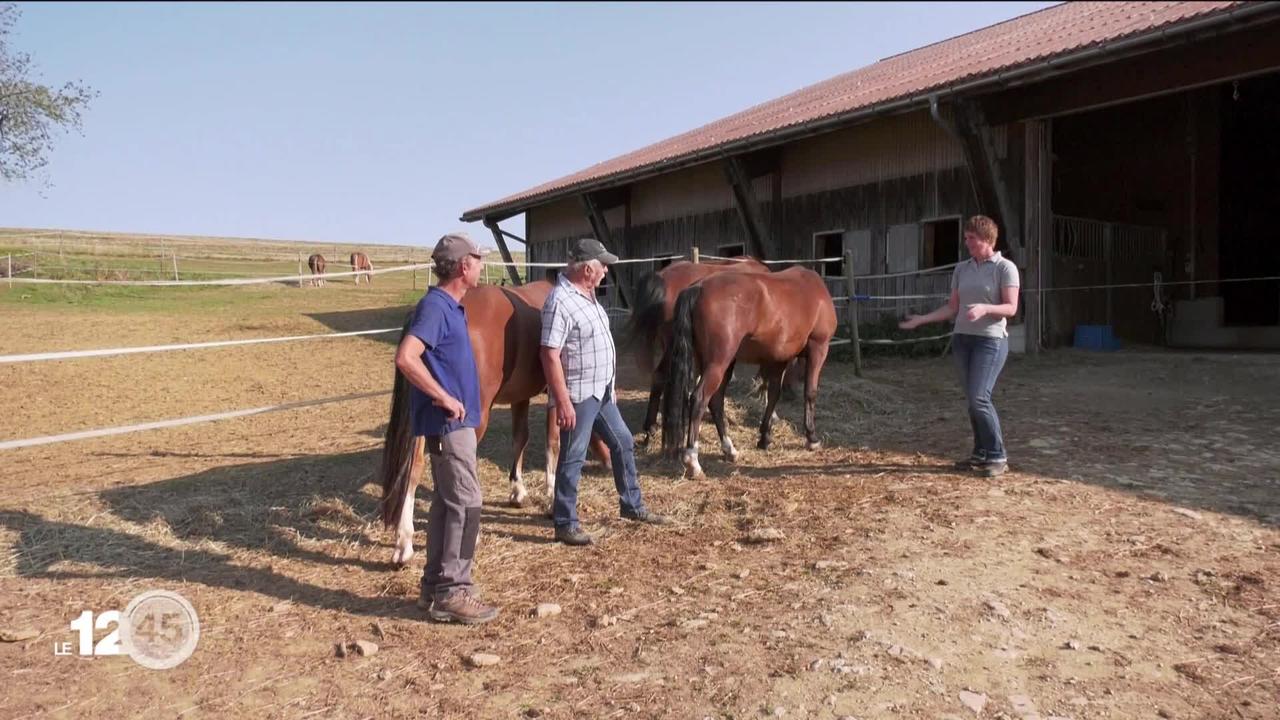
426, 589, 499, 625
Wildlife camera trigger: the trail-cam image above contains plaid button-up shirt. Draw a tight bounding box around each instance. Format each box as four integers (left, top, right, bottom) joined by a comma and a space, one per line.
541, 273, 616, 404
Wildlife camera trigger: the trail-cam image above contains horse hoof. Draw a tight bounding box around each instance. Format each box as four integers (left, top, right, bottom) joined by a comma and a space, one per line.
392, 546, 415, 566
724, 451, 738, 463
757, 439, 771, 450
806, 441, 822, 451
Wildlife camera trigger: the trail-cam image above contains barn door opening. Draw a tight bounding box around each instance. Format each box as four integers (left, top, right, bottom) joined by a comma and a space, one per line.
1219, 72, 1280, 326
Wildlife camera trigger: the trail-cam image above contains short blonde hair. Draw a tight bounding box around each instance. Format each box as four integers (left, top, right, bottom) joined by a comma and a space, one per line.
965, 215, 999, 245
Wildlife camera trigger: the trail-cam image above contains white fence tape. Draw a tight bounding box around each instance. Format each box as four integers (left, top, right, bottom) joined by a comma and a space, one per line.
858, 332, 953, 345
6, 262, 434, 286
483, 254, 685, 269
0, 327, 400, 365
700, 254, 843, 265
0, 390, 391, 451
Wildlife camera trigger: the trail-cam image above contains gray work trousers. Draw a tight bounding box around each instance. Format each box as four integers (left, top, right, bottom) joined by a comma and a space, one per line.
422, 428, 482, 600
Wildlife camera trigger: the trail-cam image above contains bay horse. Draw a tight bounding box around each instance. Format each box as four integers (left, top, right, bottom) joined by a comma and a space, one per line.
350, 252, 373, 285
661, 267, 837, 480
379, 281, 611, 566
625, 256, 769, 444
307, 253, 326, 287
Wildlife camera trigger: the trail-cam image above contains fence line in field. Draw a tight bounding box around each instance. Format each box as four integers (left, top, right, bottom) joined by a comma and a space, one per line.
0, 391, 390, 451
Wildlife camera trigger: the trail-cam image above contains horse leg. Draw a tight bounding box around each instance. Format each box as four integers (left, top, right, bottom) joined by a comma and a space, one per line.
803, 341, 829, 451
684, 362, 727, 480
758, 365, 785, 450
544, 402, 560, 515
507, 400, 531, 507
590, 433, 612, 471
710, 361, 737, 462
393, 435, 424, 566
638, 356, 666, 448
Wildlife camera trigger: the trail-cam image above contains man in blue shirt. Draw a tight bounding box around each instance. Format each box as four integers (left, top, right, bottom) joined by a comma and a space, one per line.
394, 231, 497, 624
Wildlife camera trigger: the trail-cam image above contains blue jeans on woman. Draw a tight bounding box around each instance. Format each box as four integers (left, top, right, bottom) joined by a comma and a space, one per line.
952, 333, 1009, 463
552, 385, 647, 530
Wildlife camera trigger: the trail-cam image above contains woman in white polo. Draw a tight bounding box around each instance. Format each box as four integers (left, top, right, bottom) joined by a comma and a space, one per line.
900, 215, 1020, 477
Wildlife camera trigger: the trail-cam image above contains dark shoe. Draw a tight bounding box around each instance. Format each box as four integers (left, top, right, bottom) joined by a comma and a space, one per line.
621, 508, 671, 525
977, 460, 1008, 477
953, 456, 983, 470
555, 526, 594, 546
426, 589, 499, 625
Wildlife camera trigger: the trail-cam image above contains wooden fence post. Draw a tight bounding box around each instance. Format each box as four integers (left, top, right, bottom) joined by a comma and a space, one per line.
845, 249, 862, 378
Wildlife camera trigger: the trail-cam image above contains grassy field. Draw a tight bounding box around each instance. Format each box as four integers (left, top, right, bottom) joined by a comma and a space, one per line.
0, 226, 525, 287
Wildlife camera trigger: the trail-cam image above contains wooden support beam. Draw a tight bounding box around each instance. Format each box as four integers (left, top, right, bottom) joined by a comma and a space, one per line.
581, 193, 630, 308
1022, 118, 1052, 354
482, 217, 523, 286
723, 156, 772, 260
589, 185, 631, 212
953, 99, 1023, 255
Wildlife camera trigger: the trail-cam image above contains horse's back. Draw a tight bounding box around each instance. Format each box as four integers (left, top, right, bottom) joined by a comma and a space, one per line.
658, 258, 769, 317
695, 267, 835, 362
464, 281, 554, 405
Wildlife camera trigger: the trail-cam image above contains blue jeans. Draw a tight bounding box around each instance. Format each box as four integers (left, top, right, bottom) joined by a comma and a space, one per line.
553, 386, 646, 530
953, 333, 1009, 463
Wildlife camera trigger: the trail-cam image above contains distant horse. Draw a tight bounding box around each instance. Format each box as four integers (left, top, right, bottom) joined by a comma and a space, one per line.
307, 254, 326, 287
661, 267, 837, 480
350, 252, 373, 285
379, 281, 611, 566
625, 257, 769, 444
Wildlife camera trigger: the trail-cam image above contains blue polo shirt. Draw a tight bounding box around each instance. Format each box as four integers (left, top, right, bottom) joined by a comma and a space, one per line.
406, 287, 482, 437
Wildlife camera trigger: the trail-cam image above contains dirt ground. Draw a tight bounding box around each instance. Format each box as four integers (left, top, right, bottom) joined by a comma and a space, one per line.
1, 279, 1277, 720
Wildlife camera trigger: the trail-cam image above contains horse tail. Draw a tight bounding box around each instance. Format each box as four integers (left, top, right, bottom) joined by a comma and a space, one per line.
661, 285, 702, 455
380, 315, 417, 527
622, 270, 668, 374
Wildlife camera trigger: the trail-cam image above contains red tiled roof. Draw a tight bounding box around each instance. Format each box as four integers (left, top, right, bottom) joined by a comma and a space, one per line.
463, 1, 1259, 221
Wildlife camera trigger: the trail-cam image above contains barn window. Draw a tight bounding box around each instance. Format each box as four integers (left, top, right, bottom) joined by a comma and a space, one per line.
716, 243, 745, 259
921, 217, 962, 268
813, 231, 844, 277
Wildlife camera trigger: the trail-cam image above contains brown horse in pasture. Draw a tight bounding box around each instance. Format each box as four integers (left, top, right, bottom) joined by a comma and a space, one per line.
625, 256, 769, 444
379, 281, 611, 565
307, 253, 326, 287
660, 267, 837, 479
350, 252, 373, 285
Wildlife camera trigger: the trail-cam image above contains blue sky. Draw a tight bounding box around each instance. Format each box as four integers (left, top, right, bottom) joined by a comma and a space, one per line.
3, 2, 1054, 248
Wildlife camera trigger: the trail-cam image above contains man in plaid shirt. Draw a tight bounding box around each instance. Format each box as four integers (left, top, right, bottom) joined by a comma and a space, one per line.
541, 238, 670, 546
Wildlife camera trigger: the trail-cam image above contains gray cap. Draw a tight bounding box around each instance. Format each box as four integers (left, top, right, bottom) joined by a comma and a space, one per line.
432, 231, 491, 262
569, 237, 619, 265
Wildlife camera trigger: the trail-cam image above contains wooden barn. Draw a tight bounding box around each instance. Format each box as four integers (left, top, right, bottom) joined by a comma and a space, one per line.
462, 1, 1280, 352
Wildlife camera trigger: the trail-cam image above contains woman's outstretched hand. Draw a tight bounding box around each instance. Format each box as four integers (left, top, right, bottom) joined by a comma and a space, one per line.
899, 314, 924, 330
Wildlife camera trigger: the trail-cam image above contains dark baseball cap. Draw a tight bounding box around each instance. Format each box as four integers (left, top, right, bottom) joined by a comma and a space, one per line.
569, 237, 619, 265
